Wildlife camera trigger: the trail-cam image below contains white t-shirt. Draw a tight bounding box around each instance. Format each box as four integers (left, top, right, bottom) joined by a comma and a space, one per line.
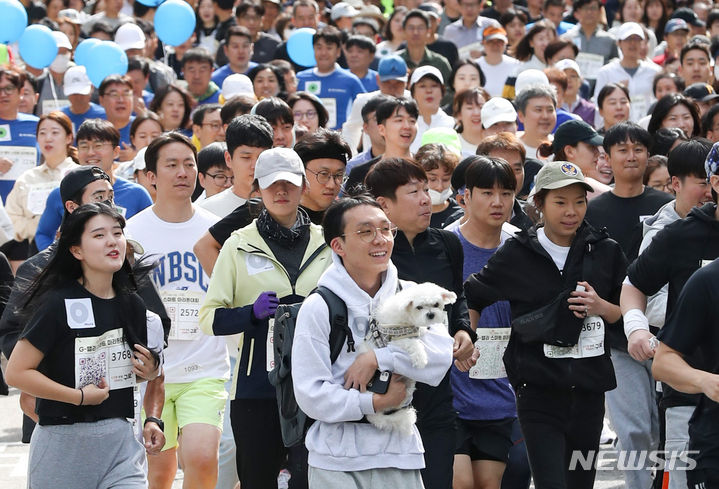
459, 134, 478, 159
126, 205, 230, 384
477, 55, 519, 97
198, 187, 247, 218
537, 227, 570, 271
411, 109, 456, 154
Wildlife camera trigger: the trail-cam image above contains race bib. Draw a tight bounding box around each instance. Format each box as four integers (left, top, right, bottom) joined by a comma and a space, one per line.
575, 53, 604, 80
543, 316, 605, 359
131, 384, 142, 437
469, 328, 510, 380
266, 318, 275, 372
630, 94, 650, 122
161, 290, 204, 341
75, 327, 136, 390
26, 181, 57, 215
320, 98, 337, 129
0, 145, 37, 180
42, 99, 69, 114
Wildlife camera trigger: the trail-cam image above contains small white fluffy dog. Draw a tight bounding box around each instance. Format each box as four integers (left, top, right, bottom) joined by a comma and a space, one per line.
362, 282, 457, 435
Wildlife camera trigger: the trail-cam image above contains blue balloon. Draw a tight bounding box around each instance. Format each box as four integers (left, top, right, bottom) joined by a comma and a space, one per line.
19, 25, 57, 69
74, 38, 100, 67
155, 0, 195, 47
0, 0, 28, 44
135, 0, 164, 6
287, 28, 316, 68
85, 41, 128, 87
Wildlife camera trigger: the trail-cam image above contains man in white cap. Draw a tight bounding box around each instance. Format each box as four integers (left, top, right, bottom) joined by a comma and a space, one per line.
477, 25, 519, 97
331, 2, 358, 31
409, 65, 455, 153
115, 22, 146, 58
481, 97, 518, 136
35, 31, 74, 115
60, 66, 106, 133
593, 22, 661, 122
220, 74, 256, 102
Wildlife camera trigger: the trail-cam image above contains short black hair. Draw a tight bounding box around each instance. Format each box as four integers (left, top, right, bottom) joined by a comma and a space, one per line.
225, 114, 273, 156
573, 0, 600, 11
89, 20, 114, 38
181, 47, 214, 68
144, 132, 198, 174
361, 94, 394, 123
191, 103, 222, 126
402, 9, 430, 29
652, 72, 685, 98
236, 1, 264, 18
76, 119, 120, 147
322, 192, 383, 246
597, 82, 631, 110
312, 25, 342, 47
667, 138, 712, 180
23, 71, 39, 93
375, 97, 419, 125
603, 121, 652, 154
98, 75, 132, 96
225, 25, 253, 44
365, 158, 427, 200
247, 64, 286, 93
294, 128, 351, 166
253, 97, 294, 126
464, 156, 517, 191
197, 142, 229, 174
220, 95, 256, 125
703, 103, 719, 137
128, 56, 150, 77
650, 127, 688, 156
680, 41, 711, 65
213, 0, 234, 11
344, 35, 376, 54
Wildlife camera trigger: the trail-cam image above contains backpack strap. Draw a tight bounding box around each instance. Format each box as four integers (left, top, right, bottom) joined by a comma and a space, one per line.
315, 286, 354, 363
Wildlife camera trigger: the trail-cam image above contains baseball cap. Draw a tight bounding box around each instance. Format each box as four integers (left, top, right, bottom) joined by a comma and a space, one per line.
617, 22, 645, 41
254, 148, 307, 189
672, 7, 705, 27
514, 69, 549, 96
114, 23, 146, 51
664, 18, 690, 34
705, 141, 719, 180
418, 2, 441, 19
52, 31, 73, 51
684, 83, 719, 103
64, 65, 92, 96
420, 127, 462, 157
60, 166, 111, 203
330, 2, 358, 21
552, 120, 603, 152
59, 8, 85, 24
554, 58, 582, 78
222, 74, 254, 99
532, 161, 593, 194
483, 26, 508, 43
409, 65, 443, 87
481, 97, 517, 129
377, 55, 408, 82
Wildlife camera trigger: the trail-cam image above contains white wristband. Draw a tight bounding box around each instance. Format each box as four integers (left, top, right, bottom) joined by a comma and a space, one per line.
624, 308, 650, 339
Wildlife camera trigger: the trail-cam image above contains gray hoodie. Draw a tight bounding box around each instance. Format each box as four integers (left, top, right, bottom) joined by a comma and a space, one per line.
292, 253, 454, 472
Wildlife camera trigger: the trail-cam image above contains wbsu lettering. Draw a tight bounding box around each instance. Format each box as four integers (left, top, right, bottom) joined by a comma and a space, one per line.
152, 252, 210, 291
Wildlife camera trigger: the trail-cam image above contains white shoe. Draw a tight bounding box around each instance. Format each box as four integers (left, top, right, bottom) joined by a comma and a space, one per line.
600, 418, 616, 445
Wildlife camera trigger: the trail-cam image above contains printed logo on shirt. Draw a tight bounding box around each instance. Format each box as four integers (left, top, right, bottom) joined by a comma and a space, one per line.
306, 81, 321, 95
0, 124, 10, 142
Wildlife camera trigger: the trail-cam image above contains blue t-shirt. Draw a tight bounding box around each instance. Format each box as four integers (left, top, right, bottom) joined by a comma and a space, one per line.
61, 103, 106, 135
449, 227, 516, 421
353, 68, 379, 93
296, 66, 366, 129
117, 116, 136, 147
0, 113, 40, 203
210, 63, 258, 87
35, 177, 153, 250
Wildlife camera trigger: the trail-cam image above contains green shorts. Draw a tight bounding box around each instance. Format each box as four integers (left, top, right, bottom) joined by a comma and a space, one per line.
158, 378, 228, 450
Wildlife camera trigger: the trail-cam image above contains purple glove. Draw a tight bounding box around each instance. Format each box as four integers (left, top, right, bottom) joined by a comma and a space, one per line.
253, 291, 279, 320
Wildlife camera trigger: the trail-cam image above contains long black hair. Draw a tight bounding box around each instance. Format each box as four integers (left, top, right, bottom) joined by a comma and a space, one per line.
23, 203, 158, 364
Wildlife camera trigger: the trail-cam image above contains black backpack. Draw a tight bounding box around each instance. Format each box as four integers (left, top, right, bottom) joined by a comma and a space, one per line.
268, 286, 355, 447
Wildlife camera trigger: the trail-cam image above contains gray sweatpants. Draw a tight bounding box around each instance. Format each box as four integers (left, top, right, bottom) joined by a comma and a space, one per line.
605, 348, 660, 489
665, 405, 694, 489
308, 466, 425, 489
28, 417, 146, 489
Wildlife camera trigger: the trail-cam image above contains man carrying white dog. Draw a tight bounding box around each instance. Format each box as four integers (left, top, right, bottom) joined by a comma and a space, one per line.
292, 192, 454, 488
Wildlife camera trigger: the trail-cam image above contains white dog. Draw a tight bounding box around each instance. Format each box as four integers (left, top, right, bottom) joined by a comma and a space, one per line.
362, 282, 457, 435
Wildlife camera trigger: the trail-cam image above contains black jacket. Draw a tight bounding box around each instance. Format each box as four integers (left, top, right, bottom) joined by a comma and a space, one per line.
464, 222, 628, 392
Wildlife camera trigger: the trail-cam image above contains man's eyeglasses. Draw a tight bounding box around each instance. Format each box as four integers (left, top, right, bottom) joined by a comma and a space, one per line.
0, 85, 19, 95
201, 122, 223, 130
205, 172, 234, 185
342, 224, 398, 243
103, 90, 133, 100
77, 142, 114, 152
306, 168, 345, 185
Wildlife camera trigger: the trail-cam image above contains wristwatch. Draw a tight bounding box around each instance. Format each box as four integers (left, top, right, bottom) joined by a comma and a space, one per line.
144, 416, 164, 432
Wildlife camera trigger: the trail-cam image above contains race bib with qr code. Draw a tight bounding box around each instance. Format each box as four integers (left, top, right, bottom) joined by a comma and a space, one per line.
543, 316, 605, 359
266, 318, 275, 372
74, 327, 136, 390
161, 290, 204, 341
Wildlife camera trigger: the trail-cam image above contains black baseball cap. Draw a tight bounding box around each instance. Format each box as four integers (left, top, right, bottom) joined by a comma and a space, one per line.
60, 166, 111, 203
671, 7, 705, 27
552, 120, 604, 152
684, 82, 719, 103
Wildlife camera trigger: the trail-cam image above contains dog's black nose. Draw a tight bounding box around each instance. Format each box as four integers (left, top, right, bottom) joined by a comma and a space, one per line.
427, 312, 435, 320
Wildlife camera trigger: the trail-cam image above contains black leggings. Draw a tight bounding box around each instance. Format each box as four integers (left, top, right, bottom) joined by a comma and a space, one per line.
515, 384, 604, 489
230, 398, 308, 489
417, 423, 456, 489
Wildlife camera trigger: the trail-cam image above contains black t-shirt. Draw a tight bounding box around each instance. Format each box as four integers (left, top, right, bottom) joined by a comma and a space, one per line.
431, 198, 463, 229
658, 259, 719, 471
21, 282, 145, 424
345, 156, 381, 194
585, 187, 674, 263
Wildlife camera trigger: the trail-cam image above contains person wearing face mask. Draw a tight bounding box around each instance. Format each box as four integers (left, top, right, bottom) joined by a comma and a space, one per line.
34, 31, 74, 116
415, 140, 464, 229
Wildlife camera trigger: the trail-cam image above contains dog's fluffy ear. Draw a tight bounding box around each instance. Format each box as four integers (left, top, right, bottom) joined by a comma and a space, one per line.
442, 291, 457, 305
405, 299, 415, 312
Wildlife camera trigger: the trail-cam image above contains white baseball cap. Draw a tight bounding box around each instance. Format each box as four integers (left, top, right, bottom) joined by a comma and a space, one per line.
52, 31, 73, 50
254, 148, 307, 189
115, 23, 146, 51
63, 65, 92, 96
409, 65, 444, 87
515, 69, 549, 96
481, 97, 517, 129
618, 22, 645, 40
554, 58, 582, 78
331, 2, 358, 21
222, 74, 255, 99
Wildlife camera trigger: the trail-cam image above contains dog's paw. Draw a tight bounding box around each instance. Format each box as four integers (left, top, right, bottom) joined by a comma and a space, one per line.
410, 348, 428, 368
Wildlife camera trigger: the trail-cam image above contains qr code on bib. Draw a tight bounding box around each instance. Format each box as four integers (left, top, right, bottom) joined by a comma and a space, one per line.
77, 351, 107, 388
